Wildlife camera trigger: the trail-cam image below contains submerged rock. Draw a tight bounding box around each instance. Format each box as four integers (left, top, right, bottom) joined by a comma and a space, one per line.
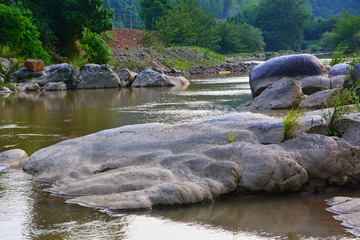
327, 196, 360, 236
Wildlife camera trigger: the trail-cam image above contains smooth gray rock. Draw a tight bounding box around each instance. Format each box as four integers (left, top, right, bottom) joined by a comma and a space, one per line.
76, 64, 121, 89
281, 134, 360, 186
301, 76, 330, 95
336, 114, 360, 147
329, 63, 350, 76
0, 73, 4, 84
0, 57, 10, 74
17, 82, 41, 92
300, 89, 336, 109
353, 64, 360, 82
331, 75, 346, 89
239, 77, 305, 109
43, 82, 67, 91
115, 68, 138, 87
132, 68, 189, 87
0, 86, 12, 93
250, 54, 328, 98
44, 63, 71, 73
11, 68, 46, 81
44, 64, 72, 83
202, 142, 308, 193
0, 149, 29, 165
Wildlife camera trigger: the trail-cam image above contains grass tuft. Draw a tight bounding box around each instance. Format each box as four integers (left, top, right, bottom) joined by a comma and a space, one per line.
228, 130, 239, 143
281, 107, 306, 142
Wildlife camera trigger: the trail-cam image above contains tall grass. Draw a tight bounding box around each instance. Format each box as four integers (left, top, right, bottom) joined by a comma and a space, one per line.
281, 107, 306, 142
322, 88, 357, 137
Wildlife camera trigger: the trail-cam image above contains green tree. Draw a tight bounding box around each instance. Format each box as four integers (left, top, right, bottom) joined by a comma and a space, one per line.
156, 0, 220, 50
304, 16, 337, 41
255, 0, 311, 51
217, 21, 265, 53
1, 0, 114, 58
80, 28, 113, 64
331, 10, 360, 50
140, 0, 172, 30
0, 4, 50, 62
228, 1, 258, 26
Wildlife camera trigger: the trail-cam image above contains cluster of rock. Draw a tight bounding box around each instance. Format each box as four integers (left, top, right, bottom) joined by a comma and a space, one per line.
184, 62, 257, 75
239, 54, 359, 110
0, 58, 190, 93
8, 109, 356, 211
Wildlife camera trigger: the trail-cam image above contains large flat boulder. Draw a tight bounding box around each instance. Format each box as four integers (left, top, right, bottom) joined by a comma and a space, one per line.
132, 68, 189, 87
23, 111, 360, 211
23, 113, 307, 210
250, 54, 328, 98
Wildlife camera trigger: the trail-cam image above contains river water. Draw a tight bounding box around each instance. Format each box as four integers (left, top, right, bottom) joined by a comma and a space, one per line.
0, 73, 358, 239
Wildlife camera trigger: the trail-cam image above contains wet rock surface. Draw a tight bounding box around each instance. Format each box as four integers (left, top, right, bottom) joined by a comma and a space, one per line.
327, 196, 360, 236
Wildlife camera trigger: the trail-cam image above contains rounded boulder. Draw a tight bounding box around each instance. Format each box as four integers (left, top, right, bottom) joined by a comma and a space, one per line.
250, 54, 328, 98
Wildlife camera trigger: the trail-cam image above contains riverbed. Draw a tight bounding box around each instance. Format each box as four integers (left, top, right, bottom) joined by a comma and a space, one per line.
0, 73, 358, 239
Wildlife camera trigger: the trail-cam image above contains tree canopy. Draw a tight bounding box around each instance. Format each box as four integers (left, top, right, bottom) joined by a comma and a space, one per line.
0, 0, 114, 59
140, 0, 172, 30
156, 0, 219, 50
330, 10, 360, 50
0, 4, 50, 62
255, 0, 311, 51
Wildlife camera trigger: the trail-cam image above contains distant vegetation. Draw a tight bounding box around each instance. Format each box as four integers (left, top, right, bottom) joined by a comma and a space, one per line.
0, 0, 360, 65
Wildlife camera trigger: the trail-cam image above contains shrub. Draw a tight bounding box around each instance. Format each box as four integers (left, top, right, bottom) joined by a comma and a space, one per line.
80, 28, 113, 64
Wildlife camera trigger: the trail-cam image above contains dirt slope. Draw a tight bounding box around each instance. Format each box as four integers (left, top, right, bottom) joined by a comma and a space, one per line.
110, 28, 144, 49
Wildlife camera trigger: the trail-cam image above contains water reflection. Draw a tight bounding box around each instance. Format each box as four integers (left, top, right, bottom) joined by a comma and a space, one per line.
1, 165, 357, 239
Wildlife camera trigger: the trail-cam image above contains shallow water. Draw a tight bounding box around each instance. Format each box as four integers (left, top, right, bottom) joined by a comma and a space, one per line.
0, 73, 358, 239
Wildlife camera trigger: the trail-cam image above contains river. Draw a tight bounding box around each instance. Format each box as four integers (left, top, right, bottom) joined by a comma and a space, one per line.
0, 73, 358, 239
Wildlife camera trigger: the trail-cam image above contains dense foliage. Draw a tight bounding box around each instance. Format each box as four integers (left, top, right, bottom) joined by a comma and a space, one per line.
256, 0, 311, 51
103, 0, 142, 28
0, 4, 50, 62
140, 0, 172, 30
330, 10, 360, 50
308, 0, 360, 18
155, 0, 265, 53
156, 0, 219, 50
0, 0, 114, 62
